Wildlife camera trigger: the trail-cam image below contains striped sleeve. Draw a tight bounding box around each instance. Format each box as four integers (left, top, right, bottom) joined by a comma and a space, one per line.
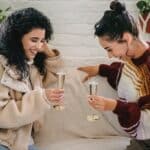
138, 95, 150, 110
113, 100, 141, 138
113, 95, 150, 138
98, 62, 123, 89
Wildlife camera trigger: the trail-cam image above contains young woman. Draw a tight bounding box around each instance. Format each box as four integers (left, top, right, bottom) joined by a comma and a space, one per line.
78, 0, 150, 148
0, 8, 64, 150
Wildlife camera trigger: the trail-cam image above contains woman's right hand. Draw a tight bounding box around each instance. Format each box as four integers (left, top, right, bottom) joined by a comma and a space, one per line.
78, 65, 100, 82
45, 88, 64, 105
41, 41, 56, 57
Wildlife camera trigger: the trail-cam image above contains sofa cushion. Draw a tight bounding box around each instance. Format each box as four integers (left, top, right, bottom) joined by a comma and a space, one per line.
34, 57, 130, 150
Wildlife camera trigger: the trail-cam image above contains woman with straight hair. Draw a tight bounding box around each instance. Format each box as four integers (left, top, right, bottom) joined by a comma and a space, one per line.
79, 0, 150, 149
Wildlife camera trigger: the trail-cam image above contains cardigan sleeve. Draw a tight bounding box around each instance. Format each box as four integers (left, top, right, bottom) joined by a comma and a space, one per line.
42, 49, 64, 88
98, 62, 124, 89
113, 95, 150, 138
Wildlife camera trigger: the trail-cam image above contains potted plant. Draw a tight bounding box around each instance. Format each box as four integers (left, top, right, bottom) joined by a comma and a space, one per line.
136, 0, 150, 33
0, 7, 11, 23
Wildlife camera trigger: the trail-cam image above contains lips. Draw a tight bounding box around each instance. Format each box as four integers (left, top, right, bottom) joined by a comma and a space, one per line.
30, 49, 37, 56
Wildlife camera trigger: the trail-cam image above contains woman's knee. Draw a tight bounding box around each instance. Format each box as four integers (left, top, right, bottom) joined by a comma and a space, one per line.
0, 145, 9, 150
28, 145, 39, 150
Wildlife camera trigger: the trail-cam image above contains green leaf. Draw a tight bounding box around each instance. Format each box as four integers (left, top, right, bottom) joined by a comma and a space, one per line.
0, 6, 11, 23
136, 0, 150, 14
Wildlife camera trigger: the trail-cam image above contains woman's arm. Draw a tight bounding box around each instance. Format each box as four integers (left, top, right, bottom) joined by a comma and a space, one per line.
78, 62, 124, 89
88, 93, 150, 138
40, 42, 63, 88
42, 48, 63, 88
0, 87, 50, 129
113, 95, 150, 138
99, 62, 124, 89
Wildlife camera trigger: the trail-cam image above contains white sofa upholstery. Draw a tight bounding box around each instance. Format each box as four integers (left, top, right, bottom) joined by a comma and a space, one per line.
34, 57, 130, 150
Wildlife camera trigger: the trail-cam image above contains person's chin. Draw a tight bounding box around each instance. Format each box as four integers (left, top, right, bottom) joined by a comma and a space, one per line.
27, 55, 35, 60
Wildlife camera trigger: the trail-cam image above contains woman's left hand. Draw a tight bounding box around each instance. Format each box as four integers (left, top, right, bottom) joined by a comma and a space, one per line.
88, 95, 117, 111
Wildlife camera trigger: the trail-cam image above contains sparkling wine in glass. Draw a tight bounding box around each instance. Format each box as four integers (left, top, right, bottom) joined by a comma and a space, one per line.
86, 81, 99, 122
53, 72, 66, 111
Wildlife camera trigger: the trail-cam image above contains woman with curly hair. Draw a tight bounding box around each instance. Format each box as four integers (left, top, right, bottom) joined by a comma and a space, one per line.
0, 7, 64, 150
79, 0, 150, 149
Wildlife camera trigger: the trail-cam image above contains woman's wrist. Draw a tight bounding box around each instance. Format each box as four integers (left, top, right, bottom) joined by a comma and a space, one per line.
42, 89, 51, 106
106, 98, 117, 111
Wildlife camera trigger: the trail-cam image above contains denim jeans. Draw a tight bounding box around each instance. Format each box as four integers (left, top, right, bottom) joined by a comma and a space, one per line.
126, 139, 150, 150
0, 145, 39, 150
0, 145, 8, 150
28, 145, 39, 150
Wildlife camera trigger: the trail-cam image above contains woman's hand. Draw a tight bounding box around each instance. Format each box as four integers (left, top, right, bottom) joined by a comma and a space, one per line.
45, 88, 64, 105
41, 42, 56, 57
88, 95, 117, 111
78, 65, 99, 82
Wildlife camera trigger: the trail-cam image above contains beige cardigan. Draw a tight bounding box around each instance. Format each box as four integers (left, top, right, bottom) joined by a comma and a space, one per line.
0, 50, 62, 150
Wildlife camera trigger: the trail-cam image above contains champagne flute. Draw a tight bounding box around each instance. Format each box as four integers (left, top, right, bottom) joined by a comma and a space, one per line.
53, 72, 66, 111
86, 81, 100, 122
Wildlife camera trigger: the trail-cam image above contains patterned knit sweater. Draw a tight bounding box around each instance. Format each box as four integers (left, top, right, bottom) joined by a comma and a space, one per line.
99, 47, 150, 139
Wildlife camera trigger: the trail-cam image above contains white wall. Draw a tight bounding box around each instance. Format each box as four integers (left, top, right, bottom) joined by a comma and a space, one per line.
0, 0, 149, 57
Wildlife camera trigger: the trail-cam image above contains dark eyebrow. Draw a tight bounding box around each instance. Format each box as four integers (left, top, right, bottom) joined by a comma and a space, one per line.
31, 37, 45, 41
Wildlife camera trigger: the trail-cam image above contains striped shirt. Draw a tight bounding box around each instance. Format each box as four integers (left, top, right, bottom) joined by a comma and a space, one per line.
99, 47, 150, 139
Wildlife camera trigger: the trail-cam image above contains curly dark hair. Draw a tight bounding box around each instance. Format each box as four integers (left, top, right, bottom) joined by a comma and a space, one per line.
0, 7, 53, 79
94, 0, 139, 41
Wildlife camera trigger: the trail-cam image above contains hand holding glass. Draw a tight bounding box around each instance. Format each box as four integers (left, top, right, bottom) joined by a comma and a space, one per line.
87, 81, 99, 122
53, 72, 66, 110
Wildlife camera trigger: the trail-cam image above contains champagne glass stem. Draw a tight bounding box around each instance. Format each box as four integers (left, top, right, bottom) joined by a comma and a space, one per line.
53, 72, 66, 111
87, 81, 99, 122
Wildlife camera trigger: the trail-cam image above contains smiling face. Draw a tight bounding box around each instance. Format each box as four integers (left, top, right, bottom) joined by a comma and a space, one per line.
98, 35, 135, 59
98, 36, 127, 59
21, 28, 45, 60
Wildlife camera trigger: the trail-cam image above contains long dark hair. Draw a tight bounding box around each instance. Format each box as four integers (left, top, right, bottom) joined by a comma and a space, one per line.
94, 0, 139, 40
0, 7, 53, 79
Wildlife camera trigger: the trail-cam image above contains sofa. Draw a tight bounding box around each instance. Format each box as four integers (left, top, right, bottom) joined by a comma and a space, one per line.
34, 57, 131, 150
